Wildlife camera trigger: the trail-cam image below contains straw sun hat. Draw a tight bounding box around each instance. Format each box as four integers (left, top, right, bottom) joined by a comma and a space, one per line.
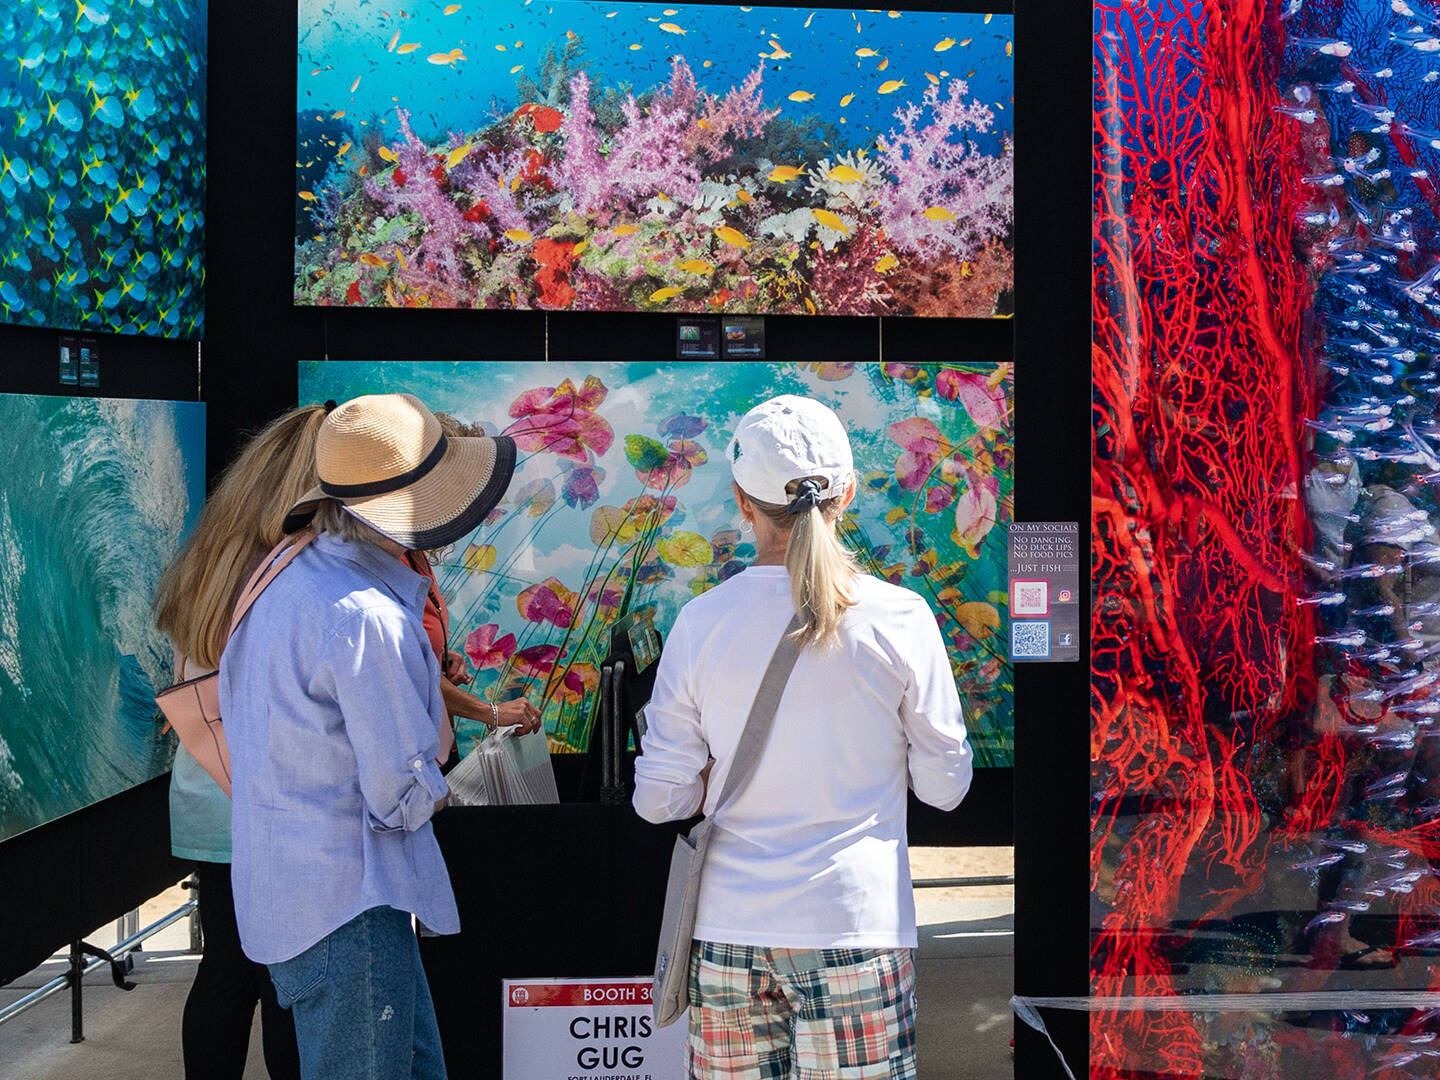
283, 393, 516, 550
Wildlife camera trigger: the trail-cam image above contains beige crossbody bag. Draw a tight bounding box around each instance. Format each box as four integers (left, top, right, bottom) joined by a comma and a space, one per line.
154, 530, 316, 797
652, 613, 803, 1027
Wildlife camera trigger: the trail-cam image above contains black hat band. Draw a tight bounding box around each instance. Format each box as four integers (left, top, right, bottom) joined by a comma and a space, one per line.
319, 434, 450, 499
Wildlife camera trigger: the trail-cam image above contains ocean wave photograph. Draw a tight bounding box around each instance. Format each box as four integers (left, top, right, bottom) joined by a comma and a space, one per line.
0, 393, 205, 841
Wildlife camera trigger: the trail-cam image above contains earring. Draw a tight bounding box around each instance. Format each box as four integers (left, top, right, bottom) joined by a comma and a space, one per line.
739, 517, 754, 535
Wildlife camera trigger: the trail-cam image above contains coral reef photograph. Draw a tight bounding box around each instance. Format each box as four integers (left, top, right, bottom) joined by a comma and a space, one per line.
300, 361, 1015, 764
294, 0, 1013, 317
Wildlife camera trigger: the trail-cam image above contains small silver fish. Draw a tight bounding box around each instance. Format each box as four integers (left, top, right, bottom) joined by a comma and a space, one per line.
1290, 34, 1353, 57
1304, 910, 1348, 933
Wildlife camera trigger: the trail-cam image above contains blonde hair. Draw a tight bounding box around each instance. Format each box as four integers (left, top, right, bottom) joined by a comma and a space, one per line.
153, 406, 328, 668
312, 499, 393, 547
745, 477, 858, 649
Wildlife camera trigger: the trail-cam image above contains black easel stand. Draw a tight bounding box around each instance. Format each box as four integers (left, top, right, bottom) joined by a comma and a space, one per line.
66, 939, 136, 1043
599, 660, 629, 807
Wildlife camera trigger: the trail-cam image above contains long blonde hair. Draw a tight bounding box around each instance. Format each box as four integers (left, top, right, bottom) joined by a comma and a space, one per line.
745, 478, 858, 649
153, 406, 328, 668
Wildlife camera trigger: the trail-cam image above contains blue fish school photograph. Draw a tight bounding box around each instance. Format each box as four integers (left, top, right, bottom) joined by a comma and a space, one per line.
0, 0, 206, 338
0, 2, 1132, 1080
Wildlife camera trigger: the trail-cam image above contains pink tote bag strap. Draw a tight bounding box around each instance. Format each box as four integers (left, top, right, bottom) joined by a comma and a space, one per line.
225, 529, 317, 641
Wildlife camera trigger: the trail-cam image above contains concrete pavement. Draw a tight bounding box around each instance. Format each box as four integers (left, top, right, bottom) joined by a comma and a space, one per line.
0, 847, 1015, 1079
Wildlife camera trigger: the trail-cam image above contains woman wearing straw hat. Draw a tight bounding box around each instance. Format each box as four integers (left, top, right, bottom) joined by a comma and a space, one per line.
221, 393, 516, 1080
155, 405, 327, 1080
633, 395, 973, 1080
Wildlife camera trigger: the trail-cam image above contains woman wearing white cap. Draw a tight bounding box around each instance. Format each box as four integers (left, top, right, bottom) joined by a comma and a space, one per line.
634, 395, 973, 1080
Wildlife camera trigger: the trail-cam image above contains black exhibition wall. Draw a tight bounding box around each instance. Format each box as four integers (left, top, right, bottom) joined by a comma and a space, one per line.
204, 0, 1083, 1074
1010, 0, 1090, 1074
201, 0, 1019, 843
0, 333, 199, 983
0, 0, 1089, 1073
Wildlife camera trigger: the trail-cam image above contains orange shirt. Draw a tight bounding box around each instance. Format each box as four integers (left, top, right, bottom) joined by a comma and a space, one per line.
401, 549, 455, 763
404, 549, 449, 662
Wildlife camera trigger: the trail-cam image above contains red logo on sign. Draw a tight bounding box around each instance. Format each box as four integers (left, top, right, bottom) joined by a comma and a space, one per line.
506, 981, 653, 1006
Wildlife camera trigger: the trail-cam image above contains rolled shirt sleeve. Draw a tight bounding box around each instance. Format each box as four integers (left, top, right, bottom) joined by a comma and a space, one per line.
900, 603, 974, 811
633, 614, 709, 823
320, 607, 450, 832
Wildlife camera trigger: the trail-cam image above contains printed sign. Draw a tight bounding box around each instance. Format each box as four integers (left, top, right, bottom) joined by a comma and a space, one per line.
502, 977, 686, 1080
676, 317, 720, 360
1007, 521, 1081, 663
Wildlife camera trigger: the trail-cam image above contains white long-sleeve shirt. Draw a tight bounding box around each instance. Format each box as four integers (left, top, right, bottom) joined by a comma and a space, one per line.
633, 565, 972, 949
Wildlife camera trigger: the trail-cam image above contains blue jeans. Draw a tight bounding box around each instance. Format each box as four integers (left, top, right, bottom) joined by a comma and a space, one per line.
267, 906, 446, 1080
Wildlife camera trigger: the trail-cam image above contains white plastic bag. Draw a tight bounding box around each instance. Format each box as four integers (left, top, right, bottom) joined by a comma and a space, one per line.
446, 726, 558, 807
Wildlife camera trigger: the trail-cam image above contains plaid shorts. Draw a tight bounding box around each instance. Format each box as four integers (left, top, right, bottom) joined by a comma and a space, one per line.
686, 941, 918, 1080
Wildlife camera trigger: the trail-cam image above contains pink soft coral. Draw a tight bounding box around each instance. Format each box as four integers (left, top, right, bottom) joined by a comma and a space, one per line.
461, 145, 537, 234
361, 109, 474, 299
809, 223, 887, 314
606, 94, 701, 204
685, 62, 779, 161
878, 80, 1013, 260
554, 71, 610, 213
555, 59, 777, 213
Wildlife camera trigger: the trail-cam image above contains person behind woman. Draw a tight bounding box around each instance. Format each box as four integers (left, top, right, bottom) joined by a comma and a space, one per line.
409, 413, 542, 755
402, 544, 542, 759
633, 395, 973, 1080
153, 405, 329, 1080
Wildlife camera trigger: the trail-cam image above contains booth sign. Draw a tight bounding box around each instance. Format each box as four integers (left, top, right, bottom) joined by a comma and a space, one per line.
502, 977, 686, 1080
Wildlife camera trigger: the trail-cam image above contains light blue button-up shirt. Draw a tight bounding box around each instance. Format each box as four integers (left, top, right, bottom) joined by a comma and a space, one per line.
219, 531, 459, 965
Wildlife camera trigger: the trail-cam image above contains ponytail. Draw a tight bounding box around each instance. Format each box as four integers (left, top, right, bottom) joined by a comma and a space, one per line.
745, 478, 858, 649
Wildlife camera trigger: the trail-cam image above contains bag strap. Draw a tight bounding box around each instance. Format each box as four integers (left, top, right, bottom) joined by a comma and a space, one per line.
709, 612, 804, 816
225, 529, 317, 642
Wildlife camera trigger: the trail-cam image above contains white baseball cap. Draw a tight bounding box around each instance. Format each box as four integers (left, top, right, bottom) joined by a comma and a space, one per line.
727, 395, 855, 506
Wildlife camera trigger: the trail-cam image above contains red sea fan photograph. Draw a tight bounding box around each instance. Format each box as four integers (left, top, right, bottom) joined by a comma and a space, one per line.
1094, 0, 1440, 1076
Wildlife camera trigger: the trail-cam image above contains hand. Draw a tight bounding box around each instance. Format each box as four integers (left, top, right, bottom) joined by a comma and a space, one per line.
443, 651, 472, 685
433, 786, 449, 815
494, 698, 543, 735
699, 758, 715, 799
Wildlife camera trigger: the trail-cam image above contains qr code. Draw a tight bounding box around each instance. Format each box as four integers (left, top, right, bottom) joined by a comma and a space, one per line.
1012, 580, 1049, 616
1012, 621, 1050, 659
